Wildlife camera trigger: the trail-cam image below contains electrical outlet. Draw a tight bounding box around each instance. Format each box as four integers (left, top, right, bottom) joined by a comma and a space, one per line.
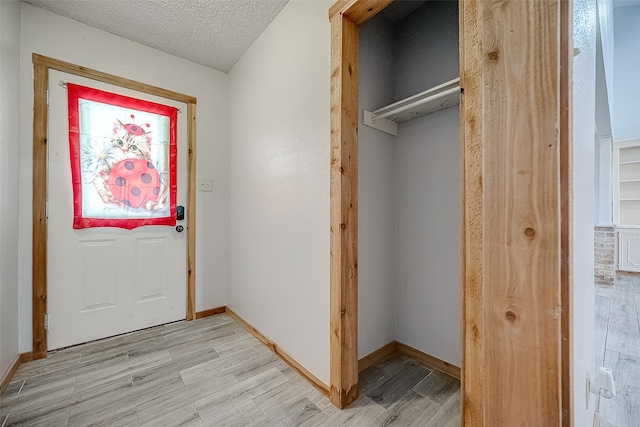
198, 177, 213, 192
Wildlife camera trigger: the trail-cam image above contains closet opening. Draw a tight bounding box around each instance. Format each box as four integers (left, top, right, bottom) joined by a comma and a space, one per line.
329, 0, 571, 423
356, 0, 462, 403
329, 0, 461, 410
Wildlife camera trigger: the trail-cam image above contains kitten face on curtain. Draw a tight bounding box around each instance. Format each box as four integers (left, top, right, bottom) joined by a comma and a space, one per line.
111, 119, 152, 161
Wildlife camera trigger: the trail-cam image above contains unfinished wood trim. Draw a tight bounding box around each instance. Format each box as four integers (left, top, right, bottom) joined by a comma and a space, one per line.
460, 0, 565, 424
396, 341, 461, 381
329, 0, 393, 26
32, 54, 197, 104
186, 102, 197, 321
358, 341, 461, 380
20, 352, 34, 364
31, 53, 197, 360
358, 342, 397, 373
0, 355, 21, 396
459, 0, 482, 423
329, 11, 360, 409
195, 306, 226, 319
328, 0, 356, 20
560, 0, 573, 425
32, 61, 49, 360
226, 308, 330, 398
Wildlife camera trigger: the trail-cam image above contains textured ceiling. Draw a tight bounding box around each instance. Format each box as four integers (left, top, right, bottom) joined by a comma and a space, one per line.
23, 0, 290, 73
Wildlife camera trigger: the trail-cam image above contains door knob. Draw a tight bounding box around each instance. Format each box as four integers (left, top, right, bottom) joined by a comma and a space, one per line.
176, 225, 184, 233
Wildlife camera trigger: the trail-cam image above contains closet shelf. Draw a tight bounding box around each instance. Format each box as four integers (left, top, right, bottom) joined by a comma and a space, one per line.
363, 77, 460, 136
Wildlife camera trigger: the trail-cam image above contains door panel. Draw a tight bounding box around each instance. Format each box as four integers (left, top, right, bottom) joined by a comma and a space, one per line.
47, 70, 187, 350
134, 236, 169, 302
619, 228, 640, 272
79, 238, 117, 312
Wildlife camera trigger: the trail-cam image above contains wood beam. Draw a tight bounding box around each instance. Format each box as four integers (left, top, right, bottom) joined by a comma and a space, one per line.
460, 0, 567, 424
560, 0, 574, 425
32, 61, 49, 360
329, 12, 359, 409
329, 0, 393, 26
186, 102, 197, 321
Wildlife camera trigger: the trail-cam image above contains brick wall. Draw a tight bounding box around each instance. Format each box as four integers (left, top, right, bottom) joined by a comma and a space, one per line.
595, 226, 615, 285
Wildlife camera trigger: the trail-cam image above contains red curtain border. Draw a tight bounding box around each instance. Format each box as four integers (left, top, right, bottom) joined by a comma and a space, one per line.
67, 83, 178, 230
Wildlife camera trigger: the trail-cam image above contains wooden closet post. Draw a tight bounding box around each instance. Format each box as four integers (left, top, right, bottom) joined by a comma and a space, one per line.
328, 0, 393, 410
460, 0, 571, 425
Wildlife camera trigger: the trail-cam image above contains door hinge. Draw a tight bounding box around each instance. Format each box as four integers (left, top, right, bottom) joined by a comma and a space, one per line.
46, 89, 49, 106
45, 201, 48, 218
44, 313, 49, 331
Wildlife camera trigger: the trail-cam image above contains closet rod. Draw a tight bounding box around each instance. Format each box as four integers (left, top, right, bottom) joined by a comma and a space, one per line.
363, 77, 460, 136
373, 86, 460, 121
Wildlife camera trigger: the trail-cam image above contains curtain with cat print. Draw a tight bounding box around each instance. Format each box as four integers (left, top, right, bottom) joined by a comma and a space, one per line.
67, 83, 177, 229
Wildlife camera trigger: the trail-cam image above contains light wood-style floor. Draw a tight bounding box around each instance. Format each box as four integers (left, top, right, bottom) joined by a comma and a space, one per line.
596, 275, 640, 427
7, 273, 638, 426
0, 313, 460, 426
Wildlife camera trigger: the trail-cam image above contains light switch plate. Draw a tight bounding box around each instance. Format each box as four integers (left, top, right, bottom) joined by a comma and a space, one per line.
198, 177, 213, 192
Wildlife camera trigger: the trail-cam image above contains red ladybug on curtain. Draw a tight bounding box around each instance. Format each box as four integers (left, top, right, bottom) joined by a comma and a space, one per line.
107, 159, 161, 209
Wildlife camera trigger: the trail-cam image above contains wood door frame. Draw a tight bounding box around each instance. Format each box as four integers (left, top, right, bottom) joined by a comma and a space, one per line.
328, 1, 573, 423
328, 0, 394, 408
31, 53, 198, 359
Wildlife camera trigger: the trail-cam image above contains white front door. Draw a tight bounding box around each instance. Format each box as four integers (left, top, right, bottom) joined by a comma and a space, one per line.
47, 70, 187, 350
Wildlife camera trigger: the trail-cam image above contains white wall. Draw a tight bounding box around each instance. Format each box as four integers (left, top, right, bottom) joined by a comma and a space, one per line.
597, 0, 614, 120
393, 1, 459, 101
0, 0, 22, 379
394, 108, 460, 367
393, 1, 461, 367
594, 0, 614, 225
358, 13, 396, 358
18, 3, 229, 352
227, 0, 331, 383
573, 0, 598, 423
613, 5, 640, 141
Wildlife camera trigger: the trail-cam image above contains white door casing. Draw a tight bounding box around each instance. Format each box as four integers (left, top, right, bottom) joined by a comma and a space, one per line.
47, 70, 187, 350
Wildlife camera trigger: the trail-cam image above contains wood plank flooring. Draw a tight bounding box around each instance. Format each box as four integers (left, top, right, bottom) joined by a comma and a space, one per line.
596, 275, 640, 427
8, 272, 639, 427
0, 314, 460, 426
